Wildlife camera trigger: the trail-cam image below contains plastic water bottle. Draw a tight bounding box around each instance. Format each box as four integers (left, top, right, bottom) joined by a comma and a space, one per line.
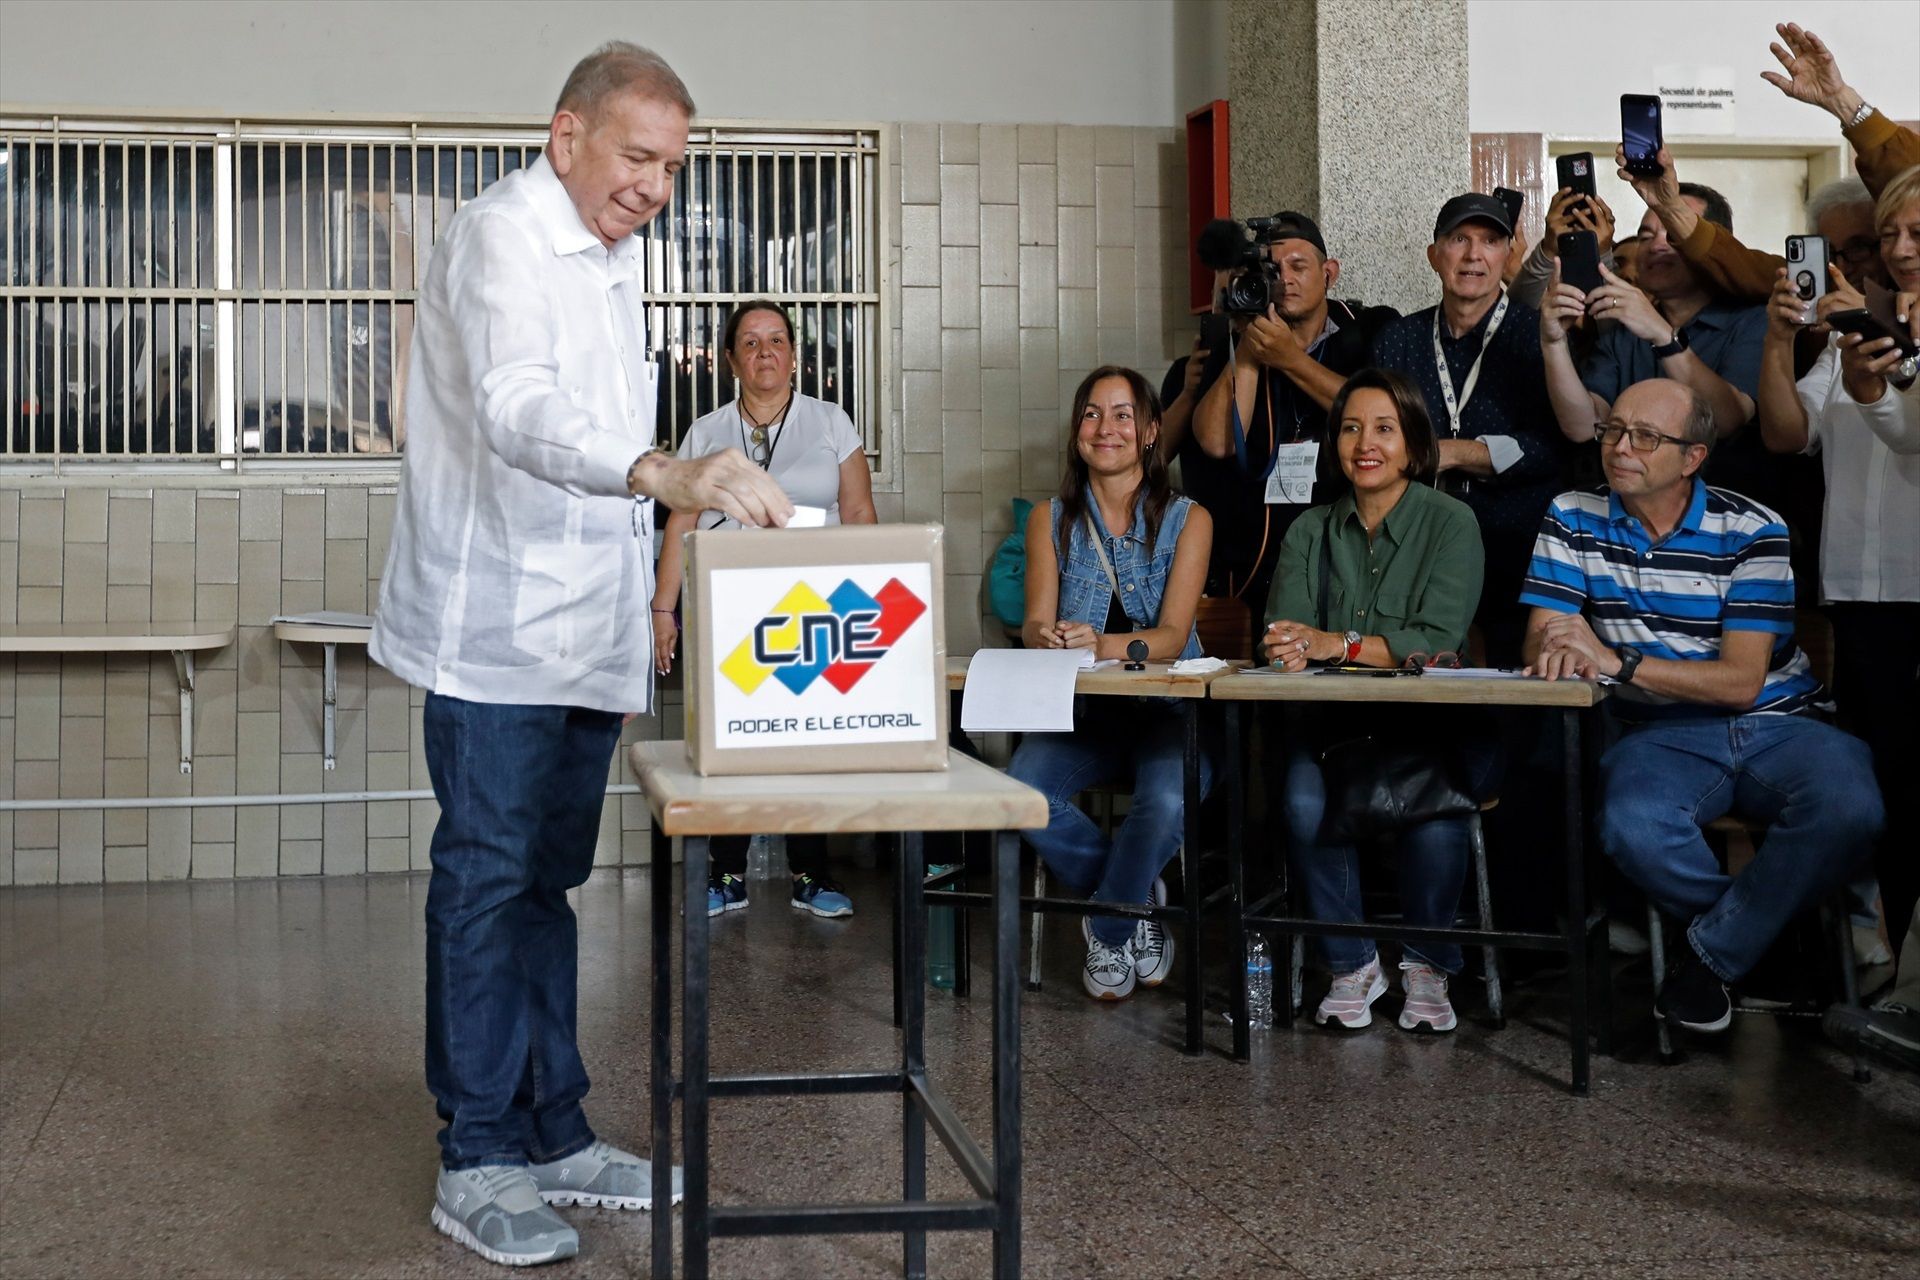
926, 863, 958, 991
747, 833, 778, 880
1245, 935, 1274, 1028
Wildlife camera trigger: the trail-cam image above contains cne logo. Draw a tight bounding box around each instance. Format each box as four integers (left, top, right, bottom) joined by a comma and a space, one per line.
720, 577, 927, 696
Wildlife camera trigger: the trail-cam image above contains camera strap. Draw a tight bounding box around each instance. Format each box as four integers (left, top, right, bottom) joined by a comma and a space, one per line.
1429, 291, 1508, 439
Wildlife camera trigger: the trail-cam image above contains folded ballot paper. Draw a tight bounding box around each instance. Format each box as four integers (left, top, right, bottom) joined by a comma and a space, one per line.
961, 648, 1103, 733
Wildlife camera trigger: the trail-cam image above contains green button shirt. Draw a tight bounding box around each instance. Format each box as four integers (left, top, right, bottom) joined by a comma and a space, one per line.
1263, 480, 1485, 663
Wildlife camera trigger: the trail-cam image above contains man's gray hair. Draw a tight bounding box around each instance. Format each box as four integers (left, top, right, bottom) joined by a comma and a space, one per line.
1806, 176, 1872, 226
555, 41, 696, 121
1679, 385, 1715, 450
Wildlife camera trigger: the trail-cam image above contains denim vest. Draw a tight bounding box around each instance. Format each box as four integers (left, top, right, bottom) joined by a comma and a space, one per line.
1050, 494, 1203, 659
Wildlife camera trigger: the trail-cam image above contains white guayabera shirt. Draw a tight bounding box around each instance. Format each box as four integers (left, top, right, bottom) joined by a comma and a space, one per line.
372, 153, 659, 714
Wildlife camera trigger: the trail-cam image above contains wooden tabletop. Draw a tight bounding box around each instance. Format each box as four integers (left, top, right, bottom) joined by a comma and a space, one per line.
0, 622, 236, 653
272, 618, 375, 645
1209, 669, 1608, 707
628, 741, 1048, 836
944, 655, 1239, 700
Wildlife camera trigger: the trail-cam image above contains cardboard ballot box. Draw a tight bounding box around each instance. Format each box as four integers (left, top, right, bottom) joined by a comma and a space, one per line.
682, 523, 948, 776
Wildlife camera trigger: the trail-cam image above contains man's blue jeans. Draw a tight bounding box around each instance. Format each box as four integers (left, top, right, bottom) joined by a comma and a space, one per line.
1281, 710, 1503, 976
1007, 700, 1213, 946
1599, 712, 1883, 983
423, 693, 623, 1171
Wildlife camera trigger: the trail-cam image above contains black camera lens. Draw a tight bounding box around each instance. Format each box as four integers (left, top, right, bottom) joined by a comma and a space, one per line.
1787, 240, 1802, 262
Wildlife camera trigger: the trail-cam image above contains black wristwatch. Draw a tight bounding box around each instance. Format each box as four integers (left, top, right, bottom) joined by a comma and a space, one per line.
1613, 643, 1644, 684
1650, 327, 1690, 360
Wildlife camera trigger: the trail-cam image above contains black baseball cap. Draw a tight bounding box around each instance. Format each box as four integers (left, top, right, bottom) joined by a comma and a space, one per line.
1432, 193, 1514, 240
1263, 210, 1327, 257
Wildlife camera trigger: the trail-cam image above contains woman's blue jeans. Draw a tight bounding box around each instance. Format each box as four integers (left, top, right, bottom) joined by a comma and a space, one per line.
1008, 700, 1214, 946
422, 693, 623, 1171
1281, 708, 1503, 975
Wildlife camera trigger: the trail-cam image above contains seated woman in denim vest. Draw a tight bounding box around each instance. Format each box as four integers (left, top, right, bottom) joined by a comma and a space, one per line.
1008, 365, 1214, 1002
1262, 368, 1500, 1034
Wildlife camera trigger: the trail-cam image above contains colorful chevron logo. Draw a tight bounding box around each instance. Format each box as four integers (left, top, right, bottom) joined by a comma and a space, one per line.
719, 577, 928, 696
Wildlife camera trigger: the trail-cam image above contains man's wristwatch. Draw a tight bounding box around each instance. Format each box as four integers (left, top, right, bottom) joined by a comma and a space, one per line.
1342, 630, 1364, 663
1650, 327, 1689, 360
1613, 643, 1644, 684
1844, 100, 1875, 129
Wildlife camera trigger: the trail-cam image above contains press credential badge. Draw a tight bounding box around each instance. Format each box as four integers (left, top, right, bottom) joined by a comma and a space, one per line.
1266, 442, 1319, 504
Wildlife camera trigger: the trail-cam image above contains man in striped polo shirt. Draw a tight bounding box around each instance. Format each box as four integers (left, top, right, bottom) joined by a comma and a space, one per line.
1519, 378, 1883, 1034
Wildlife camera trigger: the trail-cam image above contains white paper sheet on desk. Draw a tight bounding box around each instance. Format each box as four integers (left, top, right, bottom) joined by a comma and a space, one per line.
961, 649, 1091, 733
1415, 667, 1533, 680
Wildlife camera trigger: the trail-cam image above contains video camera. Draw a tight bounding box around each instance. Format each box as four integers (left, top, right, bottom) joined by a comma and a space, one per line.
1196, 215, 1293, 316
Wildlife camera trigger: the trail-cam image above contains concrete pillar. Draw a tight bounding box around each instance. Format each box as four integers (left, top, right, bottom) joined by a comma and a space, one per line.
1228, 0, 1470, 313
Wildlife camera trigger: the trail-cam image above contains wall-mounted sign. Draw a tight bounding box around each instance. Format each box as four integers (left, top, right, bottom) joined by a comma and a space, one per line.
1654, 65, 1737, 136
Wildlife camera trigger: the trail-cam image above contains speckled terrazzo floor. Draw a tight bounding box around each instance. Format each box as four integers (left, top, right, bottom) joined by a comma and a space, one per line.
2, 867, 1915, 1279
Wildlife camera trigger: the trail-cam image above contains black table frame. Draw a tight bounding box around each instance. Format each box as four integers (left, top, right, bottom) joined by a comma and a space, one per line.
925, 697, 1209, 1054
1220, 700, 1614, 1094
651, 828, 1023, 1280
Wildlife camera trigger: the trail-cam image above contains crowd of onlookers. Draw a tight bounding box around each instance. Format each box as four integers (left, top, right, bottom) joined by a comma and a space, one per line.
992, 20, 1919, 1069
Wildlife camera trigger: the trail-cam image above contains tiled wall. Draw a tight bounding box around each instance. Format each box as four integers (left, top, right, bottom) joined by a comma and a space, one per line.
0, 121, 1188, 888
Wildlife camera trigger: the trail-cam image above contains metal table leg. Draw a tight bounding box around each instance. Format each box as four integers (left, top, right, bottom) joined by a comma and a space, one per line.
1226, 704, 1251, 1061
899, 831, 929, 1279
322, 642, 339, 771
990, 830, 1022, 1279
171, 649, 196, 774
1562, 710, 1592, 1096
682, 834, 712, 1280
1180, 702, 1203, 1056
650, 832, 675, 1278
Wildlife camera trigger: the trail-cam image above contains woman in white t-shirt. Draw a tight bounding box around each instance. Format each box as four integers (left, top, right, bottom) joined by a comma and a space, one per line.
652, 300, 877, 920
1757, 166, 1920, 978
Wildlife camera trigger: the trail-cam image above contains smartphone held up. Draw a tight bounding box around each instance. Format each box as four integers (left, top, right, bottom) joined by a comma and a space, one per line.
1784, 235, 1830, 326
1620, 94, 1664, 178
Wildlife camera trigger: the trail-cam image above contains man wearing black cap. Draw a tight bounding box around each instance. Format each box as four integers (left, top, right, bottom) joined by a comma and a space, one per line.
1372, 193, 1588, 663
1159, 211, 1398, 644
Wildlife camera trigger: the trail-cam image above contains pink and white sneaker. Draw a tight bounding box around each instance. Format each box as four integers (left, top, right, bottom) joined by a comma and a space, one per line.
1397, 960, 1458, 1033
1314, 956, 1387, 1029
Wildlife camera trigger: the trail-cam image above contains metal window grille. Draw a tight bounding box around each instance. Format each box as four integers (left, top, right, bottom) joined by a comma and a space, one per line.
2, 115, 884, 473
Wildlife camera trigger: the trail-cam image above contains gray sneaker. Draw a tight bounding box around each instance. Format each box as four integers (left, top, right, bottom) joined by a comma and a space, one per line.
432, 1166, 579, 1267
528, 1139, 684, 1210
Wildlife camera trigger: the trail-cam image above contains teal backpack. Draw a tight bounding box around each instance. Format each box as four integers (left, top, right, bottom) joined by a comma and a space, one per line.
987, 498, 1033, 628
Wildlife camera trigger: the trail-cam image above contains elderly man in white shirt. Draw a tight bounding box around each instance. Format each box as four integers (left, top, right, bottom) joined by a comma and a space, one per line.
371, 42, 790, 1268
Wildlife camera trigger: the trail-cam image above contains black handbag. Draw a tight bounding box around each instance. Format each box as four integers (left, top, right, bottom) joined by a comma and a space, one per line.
1311, 529, 1475, 844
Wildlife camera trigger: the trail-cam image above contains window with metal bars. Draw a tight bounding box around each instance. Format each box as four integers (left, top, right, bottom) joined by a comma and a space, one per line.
2, 118, 884, 473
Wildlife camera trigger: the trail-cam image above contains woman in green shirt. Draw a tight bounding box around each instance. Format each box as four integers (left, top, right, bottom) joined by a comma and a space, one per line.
1262, 368, 1501, 1035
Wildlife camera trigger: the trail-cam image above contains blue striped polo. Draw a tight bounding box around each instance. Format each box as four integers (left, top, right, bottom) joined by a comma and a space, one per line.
1519, 481, 1824, 720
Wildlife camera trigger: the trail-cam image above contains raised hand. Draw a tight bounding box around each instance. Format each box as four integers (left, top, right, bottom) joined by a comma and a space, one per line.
1760, 23, 1861, 121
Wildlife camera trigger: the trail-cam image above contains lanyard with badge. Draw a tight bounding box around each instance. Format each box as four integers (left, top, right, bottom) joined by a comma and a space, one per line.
1226, 334, 1321, 506
1429, 292, 1508, 438
702, 394, 795, 530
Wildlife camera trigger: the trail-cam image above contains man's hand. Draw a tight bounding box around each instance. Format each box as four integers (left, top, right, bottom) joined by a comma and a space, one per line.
629, 449, 794, 528
1541, 260, 1589, 348
1263, 619, 1339, 671
1614, 144, 1683, 216
1760, 23, 1864, 123
1766, 266, 1810, 338
1503, 221, 1530, 286
652, 611, 678, 676
1525, 612, 1619, 682
1240, 306, 1306, 372
1179, 337, 1212, 401
1587, 263, 1672, 344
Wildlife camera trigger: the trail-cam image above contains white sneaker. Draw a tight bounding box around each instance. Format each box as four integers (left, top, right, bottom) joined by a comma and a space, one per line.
527, 1138, 682, 1210
1083, 936, 1137, 1000
1314, 956, 1386, 1029
1132, 876, 1174, 987
1397, 960, 1458, 1033
432, 1166, 579, 1267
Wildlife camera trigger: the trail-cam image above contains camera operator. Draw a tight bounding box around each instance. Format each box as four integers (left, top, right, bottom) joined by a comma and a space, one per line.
1160, 212, 1397, 638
